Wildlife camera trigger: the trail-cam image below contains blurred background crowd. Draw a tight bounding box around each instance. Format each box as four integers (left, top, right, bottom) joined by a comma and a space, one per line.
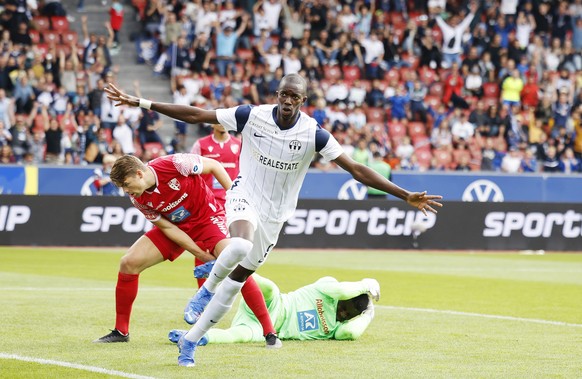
0, 0, 581, 174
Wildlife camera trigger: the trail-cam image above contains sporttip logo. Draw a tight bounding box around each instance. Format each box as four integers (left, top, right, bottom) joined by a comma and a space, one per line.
483, 211, 582, 238
81, 207, 153, 233
0, 205, 30, 231
285, 207, 436, 236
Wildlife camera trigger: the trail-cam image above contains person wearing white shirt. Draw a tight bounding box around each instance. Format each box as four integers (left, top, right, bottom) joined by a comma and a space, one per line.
112, 114, 135, 155
358, 31, 384, 79
451, 112, 475, 144
435, 2, 477, 68
104, 74, 443, 367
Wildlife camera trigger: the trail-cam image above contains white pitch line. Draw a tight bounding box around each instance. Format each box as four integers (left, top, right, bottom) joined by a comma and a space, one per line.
0, 353, 158, 379
379, 305, 582, 328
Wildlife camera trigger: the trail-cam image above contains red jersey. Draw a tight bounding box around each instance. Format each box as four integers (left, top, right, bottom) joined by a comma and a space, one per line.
190, 134, 241, 204
130, 154, 224, 230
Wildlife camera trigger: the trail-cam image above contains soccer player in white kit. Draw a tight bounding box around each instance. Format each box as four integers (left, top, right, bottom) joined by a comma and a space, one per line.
105, 74, 443, 367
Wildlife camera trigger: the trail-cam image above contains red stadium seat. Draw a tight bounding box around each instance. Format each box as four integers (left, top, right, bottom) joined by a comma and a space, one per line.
323, 65, 342, 81
408, 121, 427, 139
50, 16, 70, 32
237, 48, 254, 62
415, 149, 433, 169
424, 96, 442, 109
428, 82, 444, 97
61, 30, 79, 45
482, 82, 499, 98
419, 67, 437, 85
412, 135, 431, 152
452, 148, 471, 166
343, 65, 361, 84
29, 30, 41, 44
384, 69, 400, 83
43, 30, 61, 45
483, 97, 499, 109
144, 142, 164, 159
366, 107, 386, 123
388, 121, 407, 139
32, 16, 50, 31
433, 149, 452, 169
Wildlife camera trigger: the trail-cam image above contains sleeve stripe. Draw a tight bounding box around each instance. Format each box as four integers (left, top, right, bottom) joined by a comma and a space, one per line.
235, 104, 253, 133
315, 124, 330, 152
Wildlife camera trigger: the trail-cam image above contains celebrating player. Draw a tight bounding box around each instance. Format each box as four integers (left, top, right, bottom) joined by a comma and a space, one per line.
105, 74, 443, 366
93, 154, 278, 348
190, 124, 241, 288
168, 272, 380, 345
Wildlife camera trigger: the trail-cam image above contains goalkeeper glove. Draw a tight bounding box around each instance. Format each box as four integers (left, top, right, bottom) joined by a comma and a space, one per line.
362, 278, 380, 301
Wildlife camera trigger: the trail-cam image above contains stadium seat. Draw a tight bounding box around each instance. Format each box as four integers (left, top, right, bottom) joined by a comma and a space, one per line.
35, 43, 50, 57
56, 44, 72, 57
419, 67, 436, 85
237, 48, 253, 62
431, 27, 443, 44
144, 142, 164, 159
384, 69, 400, 83
415, 149, 433, 169
412, 135, 431, 152
50, 16, 70, 32
482, 97, 499, 109
452, 148, 471, 166
32, 16, 50, 31
482, 82, 499, 98
424, 96, 441, 109
366, 107, 386, 123
43, 30, 61, 45
428, 82, 444, 97
29, 30, 41, 44
388, 121, 407, 139
323, 65, 342, 81
408, 122, 427, 139
433, 149, 452, 169
343, 66, 361, 84
61, 30, 79, 45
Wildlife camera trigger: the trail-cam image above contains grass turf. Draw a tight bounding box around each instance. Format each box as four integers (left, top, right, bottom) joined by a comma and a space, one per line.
0, 247, 581, 378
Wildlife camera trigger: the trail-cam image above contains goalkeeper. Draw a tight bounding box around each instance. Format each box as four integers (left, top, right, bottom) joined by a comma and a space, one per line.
169, 268, 379, 344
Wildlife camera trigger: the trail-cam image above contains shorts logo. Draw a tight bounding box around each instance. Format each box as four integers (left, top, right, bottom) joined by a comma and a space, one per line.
168, 178, 180, 191
297, 310, 319, 332
289, 140, 302, 151
168, 206, 190, 222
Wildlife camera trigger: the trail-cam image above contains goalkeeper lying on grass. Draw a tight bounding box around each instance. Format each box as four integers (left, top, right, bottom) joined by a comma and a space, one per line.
169, 263, 380, 344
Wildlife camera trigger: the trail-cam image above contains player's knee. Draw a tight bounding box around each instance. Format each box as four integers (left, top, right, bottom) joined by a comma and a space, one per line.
228, 237, 253, 262
119, 253, 142, 274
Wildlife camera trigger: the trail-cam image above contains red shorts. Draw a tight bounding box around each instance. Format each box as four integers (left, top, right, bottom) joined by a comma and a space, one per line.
145, 216, 228, 262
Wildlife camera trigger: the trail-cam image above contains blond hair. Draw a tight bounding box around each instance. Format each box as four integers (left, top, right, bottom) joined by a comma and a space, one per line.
109, 155, 146, 187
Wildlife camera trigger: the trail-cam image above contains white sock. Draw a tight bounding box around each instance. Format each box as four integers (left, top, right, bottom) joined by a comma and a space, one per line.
204, 238, 252, 293
185, 277, 245, 342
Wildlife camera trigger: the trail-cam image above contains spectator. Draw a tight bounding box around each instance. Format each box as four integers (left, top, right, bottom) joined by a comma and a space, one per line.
395, 136, 415, 166
348, 80, 367, 108
501, 146, 522, 173
92, 154, 123, 195
44, 114, 64, 164
0, 144, 15, 164
451, 110, 475, 146
558, 147, 581, 173
435, 2, 477, 69
442, 62, 468, 109
455, 153, 471, 171
215, 15, 249, 79
430, 119, 453, 151
358, 31, 384, 79
520, 148, 538, 173
13, 75, 35, 114
352, 138, 372, 165
521, 74, 540, 110
465, 66, 483, 98
280, 0, 305, 40
501, 69, 524, 107
552, 89, 572, 137
0, 120, 13, 147
137, 108, 164, 150
541, 145, 561, 172
110, 0, 124, 48
366, 151, 391, 198
481, 137, 503, 171
387, 85, 410, 121
9, 113, 31, 162
409, 80, 427, 122
112, 114, 135, 155
325, 78, 349, 106
191, 32, 213, 75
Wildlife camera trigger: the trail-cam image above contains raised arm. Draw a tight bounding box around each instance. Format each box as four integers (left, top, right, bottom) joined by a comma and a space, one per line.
105, 83, 219, 125
332, 153, 443, 215
334, 297, 374, 340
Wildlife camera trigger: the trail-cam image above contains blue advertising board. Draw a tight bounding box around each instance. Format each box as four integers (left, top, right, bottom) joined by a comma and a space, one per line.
0, 165, 581, 202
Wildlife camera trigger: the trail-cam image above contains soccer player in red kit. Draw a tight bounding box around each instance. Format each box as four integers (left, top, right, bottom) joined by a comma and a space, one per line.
190, 124, 241, 287
93, 154, 278, 346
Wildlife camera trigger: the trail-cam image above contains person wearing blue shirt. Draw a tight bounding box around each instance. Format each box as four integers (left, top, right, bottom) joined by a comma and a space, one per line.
215, 15, 249, 79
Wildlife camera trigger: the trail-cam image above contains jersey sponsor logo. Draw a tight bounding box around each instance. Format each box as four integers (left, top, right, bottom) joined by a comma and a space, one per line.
168, 178, 181, 191
315, 299, 329, 334
289, 140, 302, 151
248, 120, 278, 134
297, 310, 319, 332
462, 179, 504, 202
252, 149, 300, 171
0, 205, 30, 231
80, 206, 153, 233
483, 210, 582, 238
168, 206, 191, 223
285, 208, 436, 236
161, 193, 188, 212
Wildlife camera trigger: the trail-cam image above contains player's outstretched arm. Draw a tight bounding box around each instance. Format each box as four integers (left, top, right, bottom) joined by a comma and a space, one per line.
334, 298, 375, 341
104, 83, 220, 125
332, 153, 443, 215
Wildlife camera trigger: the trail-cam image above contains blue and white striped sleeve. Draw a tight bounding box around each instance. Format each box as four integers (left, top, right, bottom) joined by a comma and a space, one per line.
216, 105, 253, 133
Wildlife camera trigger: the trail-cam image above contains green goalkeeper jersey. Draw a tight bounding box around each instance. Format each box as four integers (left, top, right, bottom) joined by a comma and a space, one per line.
265, 276, 373, 340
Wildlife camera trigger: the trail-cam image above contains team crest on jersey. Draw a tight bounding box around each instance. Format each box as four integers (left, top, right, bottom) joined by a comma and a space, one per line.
168, 178, 180, 191
208, 146, 214, 152
289, 140, 302, 151
231, 144, 240, 154
297, 310, 319, 332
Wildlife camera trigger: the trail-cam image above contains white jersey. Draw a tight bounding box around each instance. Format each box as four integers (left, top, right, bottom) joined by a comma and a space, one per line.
216, 104, 343, 223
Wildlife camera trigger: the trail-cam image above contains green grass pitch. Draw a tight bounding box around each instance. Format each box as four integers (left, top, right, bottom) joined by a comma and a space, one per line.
0, 247, 581, 378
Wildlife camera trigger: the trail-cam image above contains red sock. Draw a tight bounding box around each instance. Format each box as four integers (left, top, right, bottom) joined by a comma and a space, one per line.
114, 272, 139, 335
194, 258, 206, 288
241, 276, 275, 336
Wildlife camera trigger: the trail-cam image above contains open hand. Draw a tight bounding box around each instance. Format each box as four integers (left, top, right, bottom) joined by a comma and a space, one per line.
104, 83, 140, 107
407, 191, 443, 216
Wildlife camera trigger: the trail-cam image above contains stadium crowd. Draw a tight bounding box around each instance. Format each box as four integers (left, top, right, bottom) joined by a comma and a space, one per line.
0, 0, 581, 174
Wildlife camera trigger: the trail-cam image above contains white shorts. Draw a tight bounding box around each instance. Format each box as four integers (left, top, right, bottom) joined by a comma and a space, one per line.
225, 192, 283, 271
